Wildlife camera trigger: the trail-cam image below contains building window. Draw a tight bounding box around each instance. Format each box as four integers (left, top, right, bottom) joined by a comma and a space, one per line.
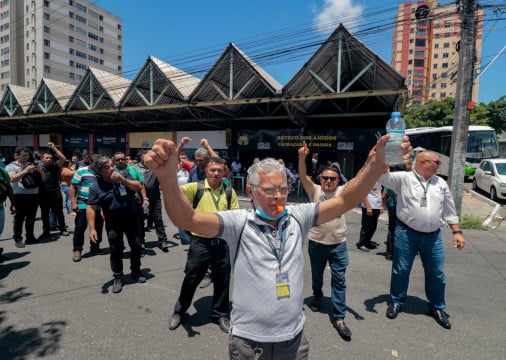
69, 72, 75, 80
444, 33, 450, 38
43, 52, 49, 59
69, 36, 74, 43
415, 39, 425, 47
435, 43, 439, 49
433, 74, 438, 80
441, 72, 448, 78
44, 26, 50, 34
442, 63, 448, 68
440, 92, 446, 98
441, 83, 447, 88
44, 65, 50, 73
76, 15, 86, 24
443, 43, 450, 48
44, 13, 50, 20
442, 53, 449, 58
415, 50, 425, 57
414, 59, 424, 67
433, 63, 438, 69
44, 1, 49, 7
75, 3, 87, 12
76, 50, 86, 59
69, 60, 74, 67
434, 54, 439, 59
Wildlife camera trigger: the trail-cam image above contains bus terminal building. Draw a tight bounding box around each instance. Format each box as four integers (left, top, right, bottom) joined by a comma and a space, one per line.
0, 25, 407, 179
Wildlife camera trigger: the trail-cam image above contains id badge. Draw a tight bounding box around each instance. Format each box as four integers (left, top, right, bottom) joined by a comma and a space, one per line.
119, 184, 127, 196
420, 195, 427, 208
275, 272, 290, 299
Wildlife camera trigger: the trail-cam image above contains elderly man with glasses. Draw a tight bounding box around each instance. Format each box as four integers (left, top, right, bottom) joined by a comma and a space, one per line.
298, 141, 352, 340
380, 150, 466, 330
144, 135, 411, 359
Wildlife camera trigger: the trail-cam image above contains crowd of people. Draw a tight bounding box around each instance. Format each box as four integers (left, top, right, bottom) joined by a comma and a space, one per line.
0, 134, 467, 359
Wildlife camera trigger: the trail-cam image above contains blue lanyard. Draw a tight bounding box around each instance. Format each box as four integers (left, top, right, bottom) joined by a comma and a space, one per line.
257, 221, 289, 272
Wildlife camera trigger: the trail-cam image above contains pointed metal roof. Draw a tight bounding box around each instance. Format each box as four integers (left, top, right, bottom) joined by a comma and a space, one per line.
190, 42, 284, 117
66, 67, 131, 111
120, 55, 200, 108
0, 85, 37, 116
27, 78, 76, 114
284, 24, 406, 120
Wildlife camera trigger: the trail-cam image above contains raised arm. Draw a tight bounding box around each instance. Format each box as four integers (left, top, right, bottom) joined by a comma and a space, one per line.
200, 138, 220, 158
48, 142, 66, 168
144, 139, 220, 237
297, 141, 315, 197
316, 135, 411, 226
176, 136, 191, 158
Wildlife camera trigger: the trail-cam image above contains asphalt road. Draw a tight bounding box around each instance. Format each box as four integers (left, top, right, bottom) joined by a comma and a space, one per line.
0, 197, 504, 360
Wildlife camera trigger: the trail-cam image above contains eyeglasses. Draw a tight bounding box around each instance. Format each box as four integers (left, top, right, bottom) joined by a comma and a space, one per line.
115, 158, 126, 161
321, 176, 338, 181
251, 185, 290, 195
425, 160, 441, 166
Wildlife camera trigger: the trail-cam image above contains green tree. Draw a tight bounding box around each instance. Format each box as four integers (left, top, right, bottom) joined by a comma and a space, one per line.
485, 95, 506, 133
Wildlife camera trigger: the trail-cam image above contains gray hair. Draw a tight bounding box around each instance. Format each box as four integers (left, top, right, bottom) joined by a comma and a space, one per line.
194, 147, 209, 158
91, 156, 112, 174
247, 158, 287, 186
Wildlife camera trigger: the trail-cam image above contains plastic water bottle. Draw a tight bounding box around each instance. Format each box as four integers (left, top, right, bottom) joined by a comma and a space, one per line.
385, 111, 405, 165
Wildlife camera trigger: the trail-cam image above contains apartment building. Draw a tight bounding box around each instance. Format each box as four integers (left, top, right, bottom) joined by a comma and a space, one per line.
391, 1, 483, 106
0, 0, 122, 92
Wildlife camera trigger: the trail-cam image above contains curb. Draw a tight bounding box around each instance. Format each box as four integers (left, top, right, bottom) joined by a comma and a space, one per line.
467, 189, 504, 228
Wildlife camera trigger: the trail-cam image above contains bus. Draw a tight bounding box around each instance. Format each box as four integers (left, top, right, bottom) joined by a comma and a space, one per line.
405, 125, 499, 178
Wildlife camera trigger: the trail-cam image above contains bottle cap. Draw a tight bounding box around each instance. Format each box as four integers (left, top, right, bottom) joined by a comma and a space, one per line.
392, 111, 401, 117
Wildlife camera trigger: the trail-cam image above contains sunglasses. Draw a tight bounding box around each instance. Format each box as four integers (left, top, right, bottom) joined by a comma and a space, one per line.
115, 158, 126, 161
321, 176, 338, 181
425, 160, 441, 166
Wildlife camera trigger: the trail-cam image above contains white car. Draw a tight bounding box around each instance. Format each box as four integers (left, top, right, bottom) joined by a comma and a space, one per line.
473, 159, 506, 201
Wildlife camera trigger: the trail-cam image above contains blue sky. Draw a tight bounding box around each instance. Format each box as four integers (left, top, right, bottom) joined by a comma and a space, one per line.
97, 0, 506, 104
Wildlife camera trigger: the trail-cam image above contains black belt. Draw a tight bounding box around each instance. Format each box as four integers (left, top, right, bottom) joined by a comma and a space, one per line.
191, 235, 223, 246
397, 220, 439, 235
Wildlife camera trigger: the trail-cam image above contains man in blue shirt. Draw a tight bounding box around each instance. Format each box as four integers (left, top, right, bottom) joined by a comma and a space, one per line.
87, 156, 145, 294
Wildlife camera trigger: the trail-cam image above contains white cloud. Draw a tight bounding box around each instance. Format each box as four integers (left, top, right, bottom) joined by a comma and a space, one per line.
313, 0, 365, 34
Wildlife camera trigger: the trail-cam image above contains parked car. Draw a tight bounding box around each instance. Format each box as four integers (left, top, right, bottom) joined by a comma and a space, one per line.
473, 159, 506, 201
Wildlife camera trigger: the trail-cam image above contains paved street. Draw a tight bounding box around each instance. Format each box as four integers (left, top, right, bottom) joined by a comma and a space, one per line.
0, 193, 505, 360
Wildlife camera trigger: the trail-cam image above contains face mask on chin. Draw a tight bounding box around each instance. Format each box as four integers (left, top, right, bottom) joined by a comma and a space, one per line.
255, 205, 287, 221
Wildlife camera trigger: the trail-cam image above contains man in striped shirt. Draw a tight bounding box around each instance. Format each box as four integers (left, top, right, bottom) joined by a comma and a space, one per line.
69, 155, 104, 262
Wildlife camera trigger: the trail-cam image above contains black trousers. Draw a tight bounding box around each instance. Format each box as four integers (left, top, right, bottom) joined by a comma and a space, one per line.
13, 194, 39, 241
358, 208, 381, 247
105, 218, 143, 277
174, 236, 230, 320
148, 198, 167, 242
40, 189, 66, 232
72, 209, 104, 252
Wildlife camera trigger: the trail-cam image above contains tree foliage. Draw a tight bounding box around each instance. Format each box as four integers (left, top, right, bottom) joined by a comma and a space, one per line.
402, 95, 506, 133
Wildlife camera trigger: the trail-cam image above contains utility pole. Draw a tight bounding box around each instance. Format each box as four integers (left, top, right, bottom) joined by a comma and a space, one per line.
448, 0, 476, 215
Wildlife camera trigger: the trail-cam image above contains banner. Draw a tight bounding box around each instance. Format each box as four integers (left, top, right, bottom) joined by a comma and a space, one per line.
95, 133, 126, 147
235, 129, 346, 151
62, 133, 89, 148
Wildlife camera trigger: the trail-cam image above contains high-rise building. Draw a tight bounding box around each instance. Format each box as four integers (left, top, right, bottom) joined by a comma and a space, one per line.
0, 0, 122, 92
391, 1, 483, 106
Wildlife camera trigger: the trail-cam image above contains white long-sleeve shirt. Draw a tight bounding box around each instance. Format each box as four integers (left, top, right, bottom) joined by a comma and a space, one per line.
380, 170, 459, 233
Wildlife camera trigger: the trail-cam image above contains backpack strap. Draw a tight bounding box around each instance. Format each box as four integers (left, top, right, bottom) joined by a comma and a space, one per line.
192, 180, 233, 210
192, 180, 206, 209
